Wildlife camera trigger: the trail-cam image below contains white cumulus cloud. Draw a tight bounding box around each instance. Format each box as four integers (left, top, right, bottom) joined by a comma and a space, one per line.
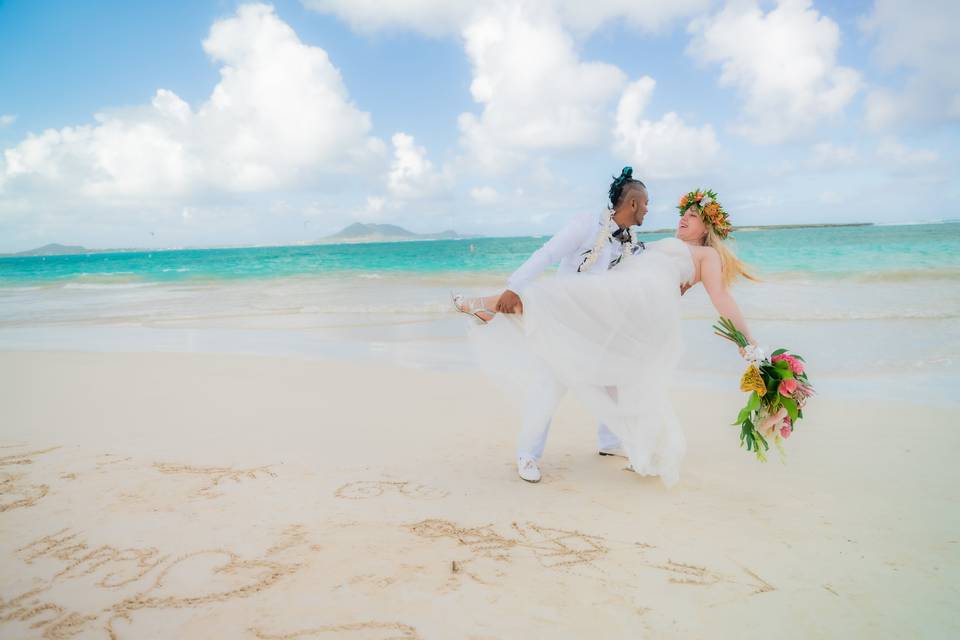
304, 0, 714, 175
387, 132, 449, 199
0, 114, 15, 127
613, 77, 718, 179
457, 4, 626, 169
0, 3, 383, 201
687, 0, 861, 143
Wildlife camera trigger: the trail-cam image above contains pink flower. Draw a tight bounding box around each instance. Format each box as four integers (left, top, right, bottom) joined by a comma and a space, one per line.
795, 382, 814, 398
780, 424, 792, 439
779, 379, 798, 396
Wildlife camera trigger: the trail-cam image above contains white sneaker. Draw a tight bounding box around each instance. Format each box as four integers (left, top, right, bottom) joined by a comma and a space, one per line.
517, 457, 541, 483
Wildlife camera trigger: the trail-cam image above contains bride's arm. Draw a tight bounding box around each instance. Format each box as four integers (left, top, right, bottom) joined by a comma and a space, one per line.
699, 249, 756, 345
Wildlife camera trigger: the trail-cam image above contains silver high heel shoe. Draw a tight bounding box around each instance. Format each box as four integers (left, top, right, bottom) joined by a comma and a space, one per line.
451, 292, 496, 324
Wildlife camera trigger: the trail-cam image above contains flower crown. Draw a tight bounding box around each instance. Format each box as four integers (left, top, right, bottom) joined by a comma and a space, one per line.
678, 189, 732, 239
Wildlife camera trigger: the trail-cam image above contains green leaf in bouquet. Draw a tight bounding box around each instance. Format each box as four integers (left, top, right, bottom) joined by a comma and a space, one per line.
740, 421, 753, 449
747, 391, 762, 412
793, 354, 806, 362
774, 359, 790, 370
714, 317, 749, 347
754, 430, 769, 462
781, 396, 799, 422
771, 348, 788, 357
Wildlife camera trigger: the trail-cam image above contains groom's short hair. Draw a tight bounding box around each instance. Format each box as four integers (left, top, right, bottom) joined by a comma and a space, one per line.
622, 179, 647, 198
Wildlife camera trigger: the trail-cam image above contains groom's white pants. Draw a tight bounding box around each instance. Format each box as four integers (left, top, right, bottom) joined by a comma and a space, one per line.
517, 365, 622, 461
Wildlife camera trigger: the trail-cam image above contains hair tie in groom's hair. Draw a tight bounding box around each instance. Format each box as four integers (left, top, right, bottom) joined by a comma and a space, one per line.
608, 166, 635, 208
613, 166, 633, 189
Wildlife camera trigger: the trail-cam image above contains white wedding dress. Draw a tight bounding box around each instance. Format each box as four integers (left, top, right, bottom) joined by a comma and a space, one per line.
470, 237, 695, 487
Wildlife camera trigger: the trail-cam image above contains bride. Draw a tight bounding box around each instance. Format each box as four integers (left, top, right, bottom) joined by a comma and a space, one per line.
455, 187, 757, 487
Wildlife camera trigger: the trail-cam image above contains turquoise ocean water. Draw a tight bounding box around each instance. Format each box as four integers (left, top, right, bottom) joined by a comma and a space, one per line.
1, 223, 958, 286
1, 222, 957, 404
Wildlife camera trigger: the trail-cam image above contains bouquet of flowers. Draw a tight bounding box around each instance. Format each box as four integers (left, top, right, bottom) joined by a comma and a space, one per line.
713, 318, 814, 461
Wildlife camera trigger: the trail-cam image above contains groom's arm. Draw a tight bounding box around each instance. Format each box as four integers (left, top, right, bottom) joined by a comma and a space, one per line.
503, 213, 593, 293
497, 213, 594, 313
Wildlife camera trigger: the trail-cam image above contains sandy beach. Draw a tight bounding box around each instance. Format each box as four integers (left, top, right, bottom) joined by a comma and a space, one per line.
2, 349, 957, 639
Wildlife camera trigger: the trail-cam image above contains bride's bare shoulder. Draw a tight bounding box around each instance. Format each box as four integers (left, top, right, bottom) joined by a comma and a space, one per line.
689, 244, 720, 261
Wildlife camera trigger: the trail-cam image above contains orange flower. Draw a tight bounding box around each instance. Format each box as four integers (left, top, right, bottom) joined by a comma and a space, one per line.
679, 195, 689, 208
740, 365, 767, 395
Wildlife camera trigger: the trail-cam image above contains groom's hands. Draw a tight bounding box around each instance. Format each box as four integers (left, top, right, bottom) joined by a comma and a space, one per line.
496, 289, 523, 314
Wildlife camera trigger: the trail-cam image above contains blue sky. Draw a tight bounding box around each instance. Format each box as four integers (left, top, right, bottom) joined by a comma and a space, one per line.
0, 0, 957, 251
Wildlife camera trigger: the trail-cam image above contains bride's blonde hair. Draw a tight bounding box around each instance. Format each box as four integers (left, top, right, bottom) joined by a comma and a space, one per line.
703, 226, 757, 288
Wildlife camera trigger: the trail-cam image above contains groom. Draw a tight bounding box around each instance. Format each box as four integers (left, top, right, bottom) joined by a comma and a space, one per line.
496, 168, 649, 482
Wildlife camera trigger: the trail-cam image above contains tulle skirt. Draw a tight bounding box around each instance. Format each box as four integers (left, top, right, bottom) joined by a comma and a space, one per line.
470, 256, 687, 486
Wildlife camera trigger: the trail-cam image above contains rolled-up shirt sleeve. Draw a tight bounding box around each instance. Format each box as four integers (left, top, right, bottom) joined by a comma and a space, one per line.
506, 213, 594, 294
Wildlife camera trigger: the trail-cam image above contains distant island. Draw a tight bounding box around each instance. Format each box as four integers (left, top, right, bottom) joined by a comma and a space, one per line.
313, 223, 473, 245
6, 243, 89, 257
0, 243, 145, 257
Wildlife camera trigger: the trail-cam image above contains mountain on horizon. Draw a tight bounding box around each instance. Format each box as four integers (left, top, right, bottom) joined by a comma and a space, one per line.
7, 243, 89, 257
316, 223, 466, 244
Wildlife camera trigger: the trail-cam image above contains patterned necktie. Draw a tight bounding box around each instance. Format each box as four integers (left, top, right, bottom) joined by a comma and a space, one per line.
609, 227, 644, 268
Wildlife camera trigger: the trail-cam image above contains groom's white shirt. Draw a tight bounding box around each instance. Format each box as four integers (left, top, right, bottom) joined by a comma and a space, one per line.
506, 211, 626, 294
